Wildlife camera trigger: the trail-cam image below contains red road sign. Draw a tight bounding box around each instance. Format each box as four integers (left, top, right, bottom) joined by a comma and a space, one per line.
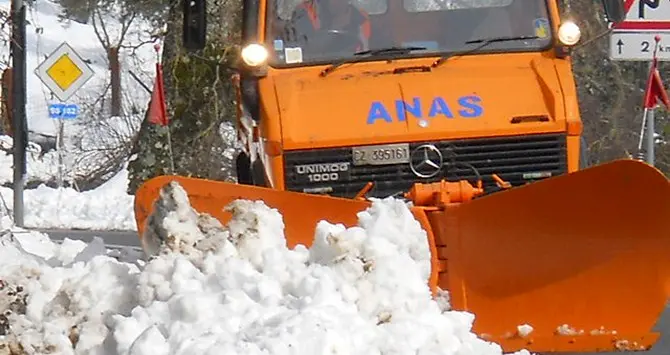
613, 0, 670, 30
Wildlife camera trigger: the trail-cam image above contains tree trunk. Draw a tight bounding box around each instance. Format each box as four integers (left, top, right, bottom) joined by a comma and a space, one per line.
108, 46, 122, 117
1, 68, 13, 136
126, 0, 243, 194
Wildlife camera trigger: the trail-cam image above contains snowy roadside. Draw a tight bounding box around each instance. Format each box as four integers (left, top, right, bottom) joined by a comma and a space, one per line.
0, 165, 137, 231
0, 182, 530, 355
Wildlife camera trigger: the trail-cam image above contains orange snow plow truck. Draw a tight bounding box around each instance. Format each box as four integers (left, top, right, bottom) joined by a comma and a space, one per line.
134, 0, 670, 353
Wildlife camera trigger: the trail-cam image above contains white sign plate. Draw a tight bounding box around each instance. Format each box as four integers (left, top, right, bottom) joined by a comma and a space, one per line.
34, 42, 95, 102
610, 31, 670, 61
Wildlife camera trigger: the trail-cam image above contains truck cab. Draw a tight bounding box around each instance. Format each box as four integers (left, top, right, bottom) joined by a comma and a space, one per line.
184, 0, 626, 199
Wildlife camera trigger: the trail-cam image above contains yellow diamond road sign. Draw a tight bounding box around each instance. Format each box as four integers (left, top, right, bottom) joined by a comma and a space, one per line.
35, 42, 94, 102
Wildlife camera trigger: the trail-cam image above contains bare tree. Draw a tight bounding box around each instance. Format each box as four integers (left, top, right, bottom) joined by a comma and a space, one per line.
90, 0, 138, 117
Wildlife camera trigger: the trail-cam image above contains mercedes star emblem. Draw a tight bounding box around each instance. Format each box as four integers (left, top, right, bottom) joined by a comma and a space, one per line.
409, 144, 443, 178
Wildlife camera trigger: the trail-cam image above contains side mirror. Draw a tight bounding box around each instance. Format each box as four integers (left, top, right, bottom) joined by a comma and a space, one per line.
601, 0, 626, 23
183, 0, 207, 51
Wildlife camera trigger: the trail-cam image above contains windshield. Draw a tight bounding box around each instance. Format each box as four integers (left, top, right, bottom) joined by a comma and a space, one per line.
264, 0, 553, 66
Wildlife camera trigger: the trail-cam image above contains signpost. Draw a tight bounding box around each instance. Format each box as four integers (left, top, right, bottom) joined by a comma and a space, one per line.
10, 0, 26, 227
47, 102, 79, 187
35, 42, 94, 188
609, 0, 670, 166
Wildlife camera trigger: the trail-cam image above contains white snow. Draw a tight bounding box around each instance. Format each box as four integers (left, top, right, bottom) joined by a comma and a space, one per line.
0, 185, 532, 355
516, 324, 533, 338
0, 132, 136, 231
0, 166, 136, 231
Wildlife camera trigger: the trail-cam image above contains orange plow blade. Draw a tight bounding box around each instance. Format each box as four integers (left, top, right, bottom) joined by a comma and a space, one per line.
426, 159, 670, 353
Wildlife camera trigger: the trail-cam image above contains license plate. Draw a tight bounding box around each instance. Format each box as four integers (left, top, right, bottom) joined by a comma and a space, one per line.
352, 143, 410, 166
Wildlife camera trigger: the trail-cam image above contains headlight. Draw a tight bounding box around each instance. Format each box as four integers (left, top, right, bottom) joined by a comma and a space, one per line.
558, 21, 581, 46
241, 43, 268, 67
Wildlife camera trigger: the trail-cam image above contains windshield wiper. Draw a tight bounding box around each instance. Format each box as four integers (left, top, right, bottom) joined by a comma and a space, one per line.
353, 46, 427, 57
431, 35, 540, 68
320, 46, 427, 77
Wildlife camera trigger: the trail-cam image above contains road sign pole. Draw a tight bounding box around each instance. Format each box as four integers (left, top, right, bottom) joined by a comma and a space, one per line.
57, 120, 64, 188
646, 105, 655, 165
11, 0, 26, 227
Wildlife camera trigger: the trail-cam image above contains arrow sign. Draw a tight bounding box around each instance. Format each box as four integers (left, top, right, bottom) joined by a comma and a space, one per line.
609, 0, 670, 60
610, 31, 670, 61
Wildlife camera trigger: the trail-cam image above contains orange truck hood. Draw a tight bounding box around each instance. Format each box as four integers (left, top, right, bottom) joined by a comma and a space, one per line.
272, 58, 567, 150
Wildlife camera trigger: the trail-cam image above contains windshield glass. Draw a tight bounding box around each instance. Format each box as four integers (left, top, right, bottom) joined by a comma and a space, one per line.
264, 0, 553, 66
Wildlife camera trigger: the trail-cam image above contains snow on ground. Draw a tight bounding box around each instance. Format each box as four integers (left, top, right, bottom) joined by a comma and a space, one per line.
0, 120, 235, 231
0, 182, 530, 355
0, 165, 136, 231
0, 133, 137, 230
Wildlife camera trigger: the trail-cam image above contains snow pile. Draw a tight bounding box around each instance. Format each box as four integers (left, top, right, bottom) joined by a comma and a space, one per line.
0, 230, 142, 354
0, 182, 530, 354
0, 167, 136, 231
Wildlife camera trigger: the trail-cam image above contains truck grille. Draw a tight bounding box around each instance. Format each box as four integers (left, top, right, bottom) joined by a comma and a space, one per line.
283, 133, 568, 198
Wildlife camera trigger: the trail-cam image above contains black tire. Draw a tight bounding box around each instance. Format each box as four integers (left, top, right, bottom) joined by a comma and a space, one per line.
235, 152, 253, 185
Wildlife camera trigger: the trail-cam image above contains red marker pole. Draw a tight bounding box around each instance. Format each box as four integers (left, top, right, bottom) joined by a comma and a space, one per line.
152, 43, 175, 174
639, 35, 664, 166
647, 35, 659, 166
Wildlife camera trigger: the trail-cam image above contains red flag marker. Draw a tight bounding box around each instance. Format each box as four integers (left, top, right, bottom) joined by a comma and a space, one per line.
148, 44, 169, 126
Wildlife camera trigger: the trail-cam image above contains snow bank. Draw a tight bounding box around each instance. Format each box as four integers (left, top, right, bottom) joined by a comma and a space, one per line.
0, 230, 141, 354
0, 167, 136, 231
0, 182, 530, 355
0, 133, 137, 232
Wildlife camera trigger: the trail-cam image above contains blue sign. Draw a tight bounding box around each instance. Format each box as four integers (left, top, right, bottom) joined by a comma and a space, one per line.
367, 95, 483, 124
48, 103, 79, 120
